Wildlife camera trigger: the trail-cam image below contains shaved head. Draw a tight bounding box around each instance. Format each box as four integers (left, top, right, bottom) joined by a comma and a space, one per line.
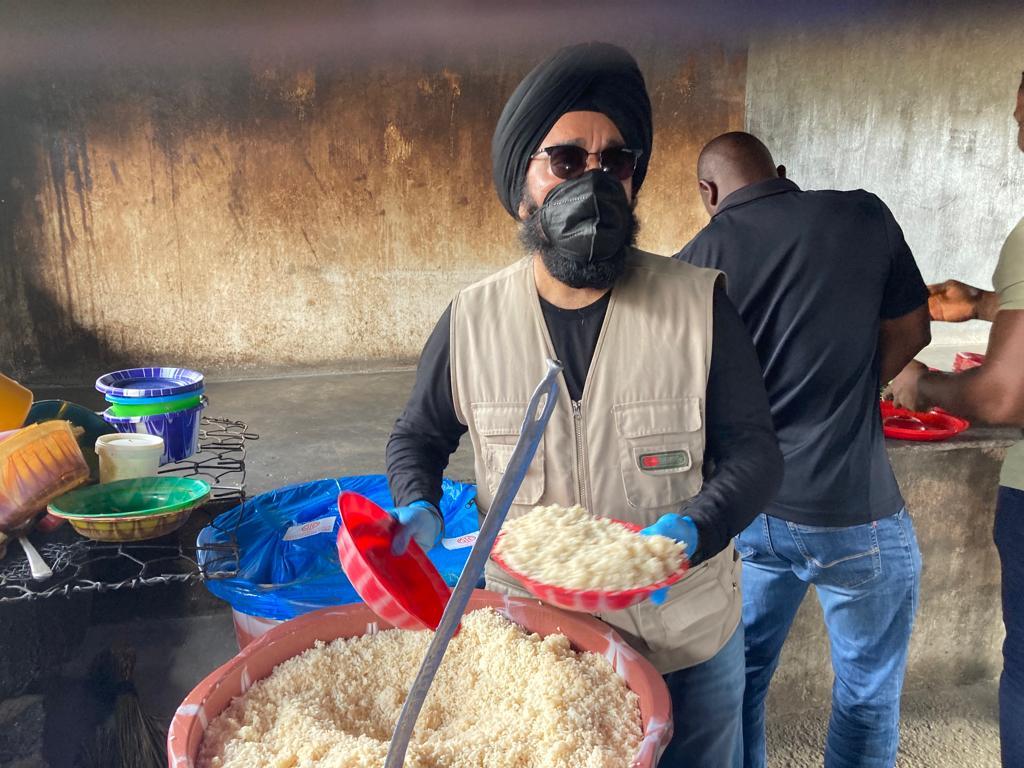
698, 132, 777, 183
695, 131, 783, 216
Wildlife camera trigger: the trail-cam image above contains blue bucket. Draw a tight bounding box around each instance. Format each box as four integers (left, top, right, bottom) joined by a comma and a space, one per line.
102, 398, 206, 465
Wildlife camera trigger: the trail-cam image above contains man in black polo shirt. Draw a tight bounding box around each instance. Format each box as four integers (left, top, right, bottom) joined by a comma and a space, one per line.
677, 132, 931, 768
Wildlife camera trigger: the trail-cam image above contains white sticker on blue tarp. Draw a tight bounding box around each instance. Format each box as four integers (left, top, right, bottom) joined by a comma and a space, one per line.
441, 531, 479, 550
282, 516, 337, 541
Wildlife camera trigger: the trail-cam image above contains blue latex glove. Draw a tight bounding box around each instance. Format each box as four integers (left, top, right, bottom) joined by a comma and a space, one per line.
641, 514, 699, 605
389, 500, 443, 555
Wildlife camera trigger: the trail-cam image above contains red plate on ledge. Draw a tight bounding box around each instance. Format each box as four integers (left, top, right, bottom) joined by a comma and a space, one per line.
491, 519, 691, 613
880, 401, 970, 442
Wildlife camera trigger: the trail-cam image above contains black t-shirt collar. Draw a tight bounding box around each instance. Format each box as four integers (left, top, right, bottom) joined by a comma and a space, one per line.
538, 289, 612, 318
713, 177, 801, 219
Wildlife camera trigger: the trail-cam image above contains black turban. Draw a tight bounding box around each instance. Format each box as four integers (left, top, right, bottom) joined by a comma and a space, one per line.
491, 42, 653, 218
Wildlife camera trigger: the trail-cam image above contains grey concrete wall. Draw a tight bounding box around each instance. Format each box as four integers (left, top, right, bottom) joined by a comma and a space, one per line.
745, 12, 1024, 351
0, 47, 744, 384
767, 434, 1011, 716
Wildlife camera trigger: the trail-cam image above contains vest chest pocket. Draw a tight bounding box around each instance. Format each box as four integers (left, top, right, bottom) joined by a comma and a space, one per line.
472, 403, 546, 506
612, 398, 704, 511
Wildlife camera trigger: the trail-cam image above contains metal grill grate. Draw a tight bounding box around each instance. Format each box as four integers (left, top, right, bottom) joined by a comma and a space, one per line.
0, 416, 257, 603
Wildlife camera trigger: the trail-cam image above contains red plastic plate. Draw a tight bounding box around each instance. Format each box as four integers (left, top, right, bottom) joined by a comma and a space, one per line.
336, 491, 452, 630
880, 401, 970, 441
491, 519, 691, 613
953, 352, 985, 372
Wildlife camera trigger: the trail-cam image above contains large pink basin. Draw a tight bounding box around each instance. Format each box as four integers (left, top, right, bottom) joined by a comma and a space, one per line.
169, 590, 672, 767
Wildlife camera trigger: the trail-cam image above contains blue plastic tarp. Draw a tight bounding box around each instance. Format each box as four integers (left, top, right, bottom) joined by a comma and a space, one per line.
197, 475, 479, 620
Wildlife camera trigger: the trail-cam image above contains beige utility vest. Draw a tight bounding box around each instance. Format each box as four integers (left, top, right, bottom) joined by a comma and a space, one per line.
450, 248, 741, 673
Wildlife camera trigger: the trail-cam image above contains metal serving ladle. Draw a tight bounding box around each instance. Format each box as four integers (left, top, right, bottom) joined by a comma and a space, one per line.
384, 358, 562, 768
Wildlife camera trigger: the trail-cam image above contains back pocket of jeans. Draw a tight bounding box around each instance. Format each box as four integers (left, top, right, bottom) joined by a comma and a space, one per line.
789, 521, 881, 588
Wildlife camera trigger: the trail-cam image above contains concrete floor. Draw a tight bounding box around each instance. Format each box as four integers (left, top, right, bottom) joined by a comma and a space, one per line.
204, 371, 478, 495
767, 681, 1000, 767
897, 684, 1001, 768
34, 370, 1003, 766
41, 613, 239, 767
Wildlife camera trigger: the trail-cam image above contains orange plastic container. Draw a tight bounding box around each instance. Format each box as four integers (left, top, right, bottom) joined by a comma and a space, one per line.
0, 420, 90, 532
0, 373, 32, 431
169, 590, 673, 768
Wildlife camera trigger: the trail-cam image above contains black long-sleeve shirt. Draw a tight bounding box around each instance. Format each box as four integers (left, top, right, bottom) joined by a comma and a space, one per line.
386, 284, 782, 563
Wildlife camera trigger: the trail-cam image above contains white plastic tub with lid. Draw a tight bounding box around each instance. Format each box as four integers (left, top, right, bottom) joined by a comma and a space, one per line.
95, 433, 164, 483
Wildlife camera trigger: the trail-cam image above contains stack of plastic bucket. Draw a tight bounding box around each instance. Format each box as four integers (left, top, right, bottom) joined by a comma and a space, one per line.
96, 367, 206, 465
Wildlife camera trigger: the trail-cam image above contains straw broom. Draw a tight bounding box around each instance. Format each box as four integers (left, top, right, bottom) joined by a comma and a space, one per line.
76, 647, 166, 768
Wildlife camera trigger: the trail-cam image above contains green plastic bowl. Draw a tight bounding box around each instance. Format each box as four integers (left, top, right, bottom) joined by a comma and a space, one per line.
107, 395, 203, 418
47, 476, 211, 519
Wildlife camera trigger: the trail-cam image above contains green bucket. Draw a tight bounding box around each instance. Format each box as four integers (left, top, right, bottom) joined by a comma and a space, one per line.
107, 394, 203, 418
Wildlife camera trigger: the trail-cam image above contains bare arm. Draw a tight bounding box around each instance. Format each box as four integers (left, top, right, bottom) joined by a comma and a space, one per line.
879, 304, 931, 384
891, 309, 1024, 426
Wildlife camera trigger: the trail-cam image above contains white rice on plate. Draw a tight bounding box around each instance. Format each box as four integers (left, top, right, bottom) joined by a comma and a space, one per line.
494, 505, 685, 591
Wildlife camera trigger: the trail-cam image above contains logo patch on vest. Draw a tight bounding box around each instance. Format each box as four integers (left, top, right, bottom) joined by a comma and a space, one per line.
637, 449, 691, 473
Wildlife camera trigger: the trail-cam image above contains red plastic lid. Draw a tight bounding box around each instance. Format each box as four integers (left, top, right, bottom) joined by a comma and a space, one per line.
880, 401, 970, 441
336, 491, 451, 631
491, 519, 691, 613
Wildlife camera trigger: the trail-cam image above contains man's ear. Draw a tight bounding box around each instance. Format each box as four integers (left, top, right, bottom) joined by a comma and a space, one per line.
698, 179, 718, 207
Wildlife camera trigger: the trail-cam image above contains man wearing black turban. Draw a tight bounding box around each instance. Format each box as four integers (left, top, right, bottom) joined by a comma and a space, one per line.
491, 42, 654, 219
385, 43, 782, 767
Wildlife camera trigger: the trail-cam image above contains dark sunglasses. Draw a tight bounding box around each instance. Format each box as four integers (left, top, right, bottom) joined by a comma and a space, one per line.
529, 144, 643, 181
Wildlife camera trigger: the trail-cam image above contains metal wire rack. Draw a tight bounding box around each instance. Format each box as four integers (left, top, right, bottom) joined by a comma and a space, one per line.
0, 417, 257, 603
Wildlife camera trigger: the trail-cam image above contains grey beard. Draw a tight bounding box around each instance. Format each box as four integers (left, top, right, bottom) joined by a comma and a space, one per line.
518, 198, 638, 291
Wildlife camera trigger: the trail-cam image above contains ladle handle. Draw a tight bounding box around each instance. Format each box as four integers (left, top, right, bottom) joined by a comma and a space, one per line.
384, 358, 562, 768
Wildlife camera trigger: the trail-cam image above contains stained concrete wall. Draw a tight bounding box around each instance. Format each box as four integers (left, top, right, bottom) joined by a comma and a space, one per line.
0, 47, 744, 383
745, 11, 1024, 352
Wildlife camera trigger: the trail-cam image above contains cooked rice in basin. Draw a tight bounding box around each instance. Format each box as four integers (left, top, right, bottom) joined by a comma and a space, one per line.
198, 608, 642, 768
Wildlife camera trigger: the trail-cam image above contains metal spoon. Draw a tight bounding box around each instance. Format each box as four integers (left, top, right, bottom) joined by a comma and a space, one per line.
0, 528, 53, 580
17, 534, 52, 580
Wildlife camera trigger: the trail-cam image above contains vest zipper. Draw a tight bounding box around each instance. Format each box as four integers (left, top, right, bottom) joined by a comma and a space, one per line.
571, 399, 587, 508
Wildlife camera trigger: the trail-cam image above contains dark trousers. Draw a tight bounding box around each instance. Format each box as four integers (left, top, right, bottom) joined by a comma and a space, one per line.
995, 486, 1024, 768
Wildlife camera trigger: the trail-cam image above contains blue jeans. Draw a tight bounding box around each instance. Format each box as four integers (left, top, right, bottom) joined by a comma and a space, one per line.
660, 623, 745, 768
995, 486, 1024, 767
737, 510, 921, 768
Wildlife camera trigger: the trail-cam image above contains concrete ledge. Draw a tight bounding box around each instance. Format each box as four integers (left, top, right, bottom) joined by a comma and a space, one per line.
766, 430, 1015, 715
